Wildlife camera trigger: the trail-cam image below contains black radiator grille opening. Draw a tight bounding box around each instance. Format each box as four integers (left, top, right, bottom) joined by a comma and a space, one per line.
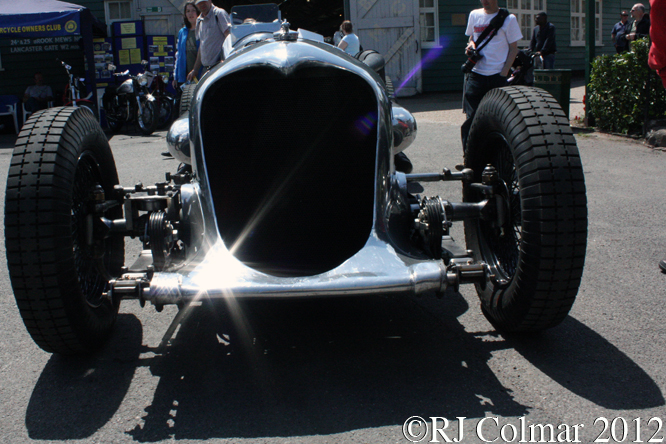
201, 66, 377, 277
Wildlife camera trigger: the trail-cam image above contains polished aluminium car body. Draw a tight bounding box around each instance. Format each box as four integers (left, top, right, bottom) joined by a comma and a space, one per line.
143, 7, 454, 307
6, 3, 586, 355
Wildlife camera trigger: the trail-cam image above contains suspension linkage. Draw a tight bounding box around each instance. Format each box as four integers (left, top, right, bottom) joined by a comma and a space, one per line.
406, 167, 474, 183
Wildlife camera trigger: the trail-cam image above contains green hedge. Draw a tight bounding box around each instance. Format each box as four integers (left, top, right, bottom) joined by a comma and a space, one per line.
588, 38, 666, 134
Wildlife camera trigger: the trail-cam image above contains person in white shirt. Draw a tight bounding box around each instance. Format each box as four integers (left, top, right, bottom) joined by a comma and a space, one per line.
337, 21, 360, 56
23, 72, 53, 112
461, 0, 522, 149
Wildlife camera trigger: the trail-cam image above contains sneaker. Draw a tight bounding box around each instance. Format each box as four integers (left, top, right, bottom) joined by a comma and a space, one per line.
660, 258, 666, 274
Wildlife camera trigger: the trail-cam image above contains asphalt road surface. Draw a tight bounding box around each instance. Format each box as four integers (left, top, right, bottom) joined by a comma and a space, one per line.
1, 99, 665, 444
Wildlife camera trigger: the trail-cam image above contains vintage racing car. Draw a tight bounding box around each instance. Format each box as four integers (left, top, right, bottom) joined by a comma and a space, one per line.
4, 4, 587, 354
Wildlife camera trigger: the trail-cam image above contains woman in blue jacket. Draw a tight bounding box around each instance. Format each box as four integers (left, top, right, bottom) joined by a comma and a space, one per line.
173, 1, 200, 88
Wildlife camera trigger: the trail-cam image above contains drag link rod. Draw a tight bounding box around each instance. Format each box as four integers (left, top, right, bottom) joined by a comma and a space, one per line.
406, 167, 473, 183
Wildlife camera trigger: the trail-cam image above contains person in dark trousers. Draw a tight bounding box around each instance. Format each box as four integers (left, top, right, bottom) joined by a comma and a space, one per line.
625, 3, 651, 49
529, 12, 557, 68
461, 0, 522, 150
611, 10, 631, 53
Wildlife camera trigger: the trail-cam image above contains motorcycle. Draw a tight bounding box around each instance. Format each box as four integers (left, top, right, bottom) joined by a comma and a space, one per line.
102, 61, 158, 135
150, 73, 175, 129
58, 59, 95, 115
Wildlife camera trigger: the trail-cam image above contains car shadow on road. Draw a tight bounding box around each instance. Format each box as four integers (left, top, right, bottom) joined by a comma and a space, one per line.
415, 295, 665, 411
505, 316, 665, 410
24, 314, 144, 440
124, 292, 531, 441
24, 291, 664, 441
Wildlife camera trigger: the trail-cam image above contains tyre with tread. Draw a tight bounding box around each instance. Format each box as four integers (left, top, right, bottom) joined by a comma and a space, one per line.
464, 86, 587, 332
5, 106, 125, 354
179, 83, 196, 116
385, 76, 395, 100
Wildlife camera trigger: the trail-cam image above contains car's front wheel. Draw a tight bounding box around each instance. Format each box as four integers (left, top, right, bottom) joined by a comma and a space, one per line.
464, 86, 588, 332
5, 107, 125, 354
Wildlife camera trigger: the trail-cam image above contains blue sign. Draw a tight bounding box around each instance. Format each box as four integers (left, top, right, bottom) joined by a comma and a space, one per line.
0, 10, 81, 38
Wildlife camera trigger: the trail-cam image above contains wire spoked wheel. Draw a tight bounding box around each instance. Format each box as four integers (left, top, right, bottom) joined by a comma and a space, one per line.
5, 107, 125, 354
475, 133, 521, 286
464, 86, 588, 332
71, 153, 115, 307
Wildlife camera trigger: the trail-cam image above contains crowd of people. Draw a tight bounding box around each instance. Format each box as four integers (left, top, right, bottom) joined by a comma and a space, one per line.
15, 0, 659, 173
16, 1, 657, 120
612, 3, 651, 53
460, 1, 658, 150
459, 0, 663, 271
14, 0, 666, 269
171, 0, 363, 88
458, 0, 567, 148
185, 0, 230, 83
13, 2, 365, 133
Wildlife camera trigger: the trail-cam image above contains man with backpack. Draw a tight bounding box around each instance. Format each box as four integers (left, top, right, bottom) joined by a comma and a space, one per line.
461, 0, 522, 150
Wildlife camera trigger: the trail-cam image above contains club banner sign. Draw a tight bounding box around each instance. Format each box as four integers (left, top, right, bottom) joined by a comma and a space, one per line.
0, 10, 80, 37
7, 35, 78, 54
